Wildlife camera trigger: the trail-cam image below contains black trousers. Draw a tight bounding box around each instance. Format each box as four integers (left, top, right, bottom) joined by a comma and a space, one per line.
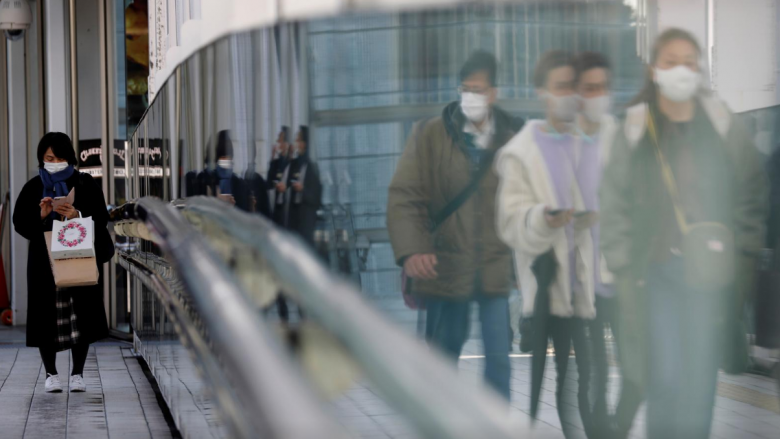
587, 296, 617, 433
39, 343, 90, 376
549, 316, 594, 439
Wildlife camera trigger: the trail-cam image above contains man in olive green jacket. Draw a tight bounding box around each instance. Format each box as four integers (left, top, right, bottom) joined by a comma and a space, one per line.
387, 52, 521, 399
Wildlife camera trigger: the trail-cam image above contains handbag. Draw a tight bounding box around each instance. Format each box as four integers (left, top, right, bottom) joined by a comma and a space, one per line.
400, 148, 496, 309
648, 110, 747, 373
646, 111, 735, 290
51, 213, 96, 260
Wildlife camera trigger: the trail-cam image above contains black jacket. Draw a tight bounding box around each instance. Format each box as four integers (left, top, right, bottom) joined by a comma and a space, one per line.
286, 156, 323, 247
13, 172, 112, 348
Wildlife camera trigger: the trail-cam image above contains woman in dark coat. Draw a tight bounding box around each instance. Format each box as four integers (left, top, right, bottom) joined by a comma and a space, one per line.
287, 126, 322, 248
268, 126, 292, 226
13, 132, 113, 393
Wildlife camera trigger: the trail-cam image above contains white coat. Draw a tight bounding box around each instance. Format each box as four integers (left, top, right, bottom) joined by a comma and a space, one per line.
495, 116, 617, 319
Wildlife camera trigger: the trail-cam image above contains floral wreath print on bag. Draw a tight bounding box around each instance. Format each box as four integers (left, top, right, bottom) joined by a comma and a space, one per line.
57, 222, 88, 248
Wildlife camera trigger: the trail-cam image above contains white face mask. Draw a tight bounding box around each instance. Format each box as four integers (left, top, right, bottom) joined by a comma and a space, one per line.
654, 65, 701, 103
580, 95, 612, 123
460, 92, 490, 123
544, 92, 579, 123
217, 159, 233, 170
43, 162, 70, 174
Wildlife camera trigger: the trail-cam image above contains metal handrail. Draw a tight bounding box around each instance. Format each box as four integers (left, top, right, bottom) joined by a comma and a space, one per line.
175, 197, 527, 439
119, 198, 344, 439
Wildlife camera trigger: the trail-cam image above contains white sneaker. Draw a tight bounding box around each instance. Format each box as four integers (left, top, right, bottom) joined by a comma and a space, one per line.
45, 374, 62, 393
69, 374, 86, 392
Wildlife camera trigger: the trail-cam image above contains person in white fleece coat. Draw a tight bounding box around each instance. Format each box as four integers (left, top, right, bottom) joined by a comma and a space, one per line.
495, 50, 616, 439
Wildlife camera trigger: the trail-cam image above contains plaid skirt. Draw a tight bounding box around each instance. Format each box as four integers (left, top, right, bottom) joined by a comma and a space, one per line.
55, 289, 80, 352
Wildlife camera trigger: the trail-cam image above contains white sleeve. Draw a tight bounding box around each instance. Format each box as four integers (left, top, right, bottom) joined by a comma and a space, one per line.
495, 151, 558, 256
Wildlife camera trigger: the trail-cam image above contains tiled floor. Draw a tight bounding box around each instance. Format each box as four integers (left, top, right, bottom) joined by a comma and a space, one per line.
0, 343, 177, 439
326, 337, 780, 439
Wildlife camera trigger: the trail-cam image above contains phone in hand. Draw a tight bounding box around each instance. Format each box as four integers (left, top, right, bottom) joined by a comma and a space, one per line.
51, 188, 75, 209
51, 197, 68, 209
547, 209, 566, 216
573, 210, 592, 218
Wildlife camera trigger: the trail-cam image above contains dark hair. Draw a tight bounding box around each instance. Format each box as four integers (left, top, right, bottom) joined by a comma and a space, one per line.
280, 126, 289, 142
299, 125, 309, 146
629, 28, 702, 106
459, 51, 498, 86
216, 130, 233, 159
574, 51, 611, 85
37, 132, 78, 168
533, 50, 575, 89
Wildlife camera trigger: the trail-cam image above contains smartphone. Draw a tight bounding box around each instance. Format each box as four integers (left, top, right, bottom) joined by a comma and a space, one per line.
547, 209, 566, 216
573, 210, 592, 218
51, 197, 68, 209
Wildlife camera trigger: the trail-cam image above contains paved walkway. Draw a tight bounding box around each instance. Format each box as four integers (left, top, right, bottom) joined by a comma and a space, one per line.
0, 343, 178, 439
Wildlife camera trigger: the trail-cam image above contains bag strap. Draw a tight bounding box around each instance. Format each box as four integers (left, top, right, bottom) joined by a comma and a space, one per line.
430, 151, 494, 232
646, 110, 690, 234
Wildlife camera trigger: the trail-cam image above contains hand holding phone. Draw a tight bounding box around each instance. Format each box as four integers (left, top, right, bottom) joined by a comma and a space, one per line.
51, 188, 75, 209
544, 207, 573, 228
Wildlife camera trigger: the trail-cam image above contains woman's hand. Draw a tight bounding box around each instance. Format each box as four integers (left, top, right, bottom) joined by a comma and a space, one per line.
292, 182, 304, 192
544, 207, 574, 229
54, 202, 79, 220
40, 197, 53, 219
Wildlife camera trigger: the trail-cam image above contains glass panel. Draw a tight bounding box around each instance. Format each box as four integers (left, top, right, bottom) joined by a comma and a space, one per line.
123, 2, 780, 437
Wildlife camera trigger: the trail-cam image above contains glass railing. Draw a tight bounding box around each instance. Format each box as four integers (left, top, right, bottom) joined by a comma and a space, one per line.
113, 197, 529, 438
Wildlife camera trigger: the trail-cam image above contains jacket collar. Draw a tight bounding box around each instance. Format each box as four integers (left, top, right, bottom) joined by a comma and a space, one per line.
442, 101, 519, 154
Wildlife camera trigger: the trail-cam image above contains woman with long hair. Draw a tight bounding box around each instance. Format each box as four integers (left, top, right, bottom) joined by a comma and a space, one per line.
601, 28, 768, 438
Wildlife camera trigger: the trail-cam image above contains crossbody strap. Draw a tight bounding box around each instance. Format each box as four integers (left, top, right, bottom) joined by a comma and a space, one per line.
646, 110, 689, 234
430, 151, 495, 232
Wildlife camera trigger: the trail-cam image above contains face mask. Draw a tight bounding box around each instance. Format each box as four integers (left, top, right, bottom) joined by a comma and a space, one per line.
580, 95, 612, 123
460, 92, 490, 123
654, 65, 701, 102
217, 159, 233, 170
44, 162, 70, 174
544, 92, 579, 122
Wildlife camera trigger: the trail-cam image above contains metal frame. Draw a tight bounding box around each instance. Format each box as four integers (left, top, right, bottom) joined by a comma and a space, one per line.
117, 198, 344, 439
68, 0, 78, 152
179, 197, 523, 439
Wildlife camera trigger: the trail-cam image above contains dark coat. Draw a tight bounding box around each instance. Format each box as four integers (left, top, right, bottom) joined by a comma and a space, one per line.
268, 157, 291, 226
387, 103, 523, 298
13, 172, 112, 348
243, 170, 272, 218
186, 170, 253, 213
287, 157, 322, 247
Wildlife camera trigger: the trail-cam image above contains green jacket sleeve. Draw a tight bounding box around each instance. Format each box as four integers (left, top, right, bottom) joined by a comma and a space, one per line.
729, 117, 769, 256
600, 128, 635, 275
387, 121, 435, 266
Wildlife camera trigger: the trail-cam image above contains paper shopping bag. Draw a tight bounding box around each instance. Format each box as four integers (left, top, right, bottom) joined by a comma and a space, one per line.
51, 217, 95, 260
44, 232, 99, 288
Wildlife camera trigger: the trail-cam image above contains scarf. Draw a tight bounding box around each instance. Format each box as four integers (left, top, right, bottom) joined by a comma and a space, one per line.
216, 167, 233, 195
39, 166, 75, 220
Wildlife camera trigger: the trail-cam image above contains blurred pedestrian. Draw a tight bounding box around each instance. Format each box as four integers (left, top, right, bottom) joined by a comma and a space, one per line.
572, 51, 620, 438
495, 50, 603, 437
387, 51, 522, 400
601, 28, 768, 439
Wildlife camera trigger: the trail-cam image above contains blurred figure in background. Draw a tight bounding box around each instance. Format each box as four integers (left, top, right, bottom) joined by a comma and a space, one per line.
269, 126, 292, 226
187, 130, 253, 212
601, 28, 768, 439
495, 50, 601, 437
572, 51, 619, 438
387, 51, 522, 400
287, 126, 323, 249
